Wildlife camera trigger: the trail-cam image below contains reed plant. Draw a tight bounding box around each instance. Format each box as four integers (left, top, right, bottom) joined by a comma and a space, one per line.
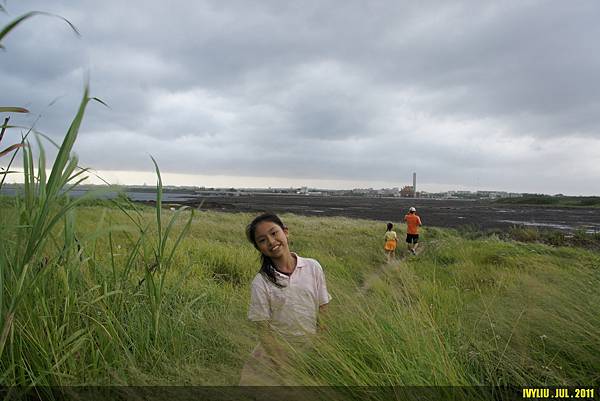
0, 9, 194, 388
0, 113, 194, 386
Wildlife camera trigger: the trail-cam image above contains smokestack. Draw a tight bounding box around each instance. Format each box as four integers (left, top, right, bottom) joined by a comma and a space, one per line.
413, 172, 417, 197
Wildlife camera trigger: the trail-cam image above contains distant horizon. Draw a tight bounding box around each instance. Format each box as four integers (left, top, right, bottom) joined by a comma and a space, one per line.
3, 168, 597, 197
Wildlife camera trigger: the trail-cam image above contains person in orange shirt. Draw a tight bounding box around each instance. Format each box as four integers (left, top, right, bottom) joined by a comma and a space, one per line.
404, 207, 422, 255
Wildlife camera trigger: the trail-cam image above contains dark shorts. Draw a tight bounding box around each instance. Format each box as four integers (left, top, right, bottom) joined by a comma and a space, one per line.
406, 234, 419, 244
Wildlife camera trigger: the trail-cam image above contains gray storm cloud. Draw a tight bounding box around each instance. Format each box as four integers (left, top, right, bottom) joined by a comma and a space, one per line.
2, 0, 599, 194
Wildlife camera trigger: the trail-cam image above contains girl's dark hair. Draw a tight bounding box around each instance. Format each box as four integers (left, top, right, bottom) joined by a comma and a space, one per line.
246, 212, 287, 286
387, 222, 393, 231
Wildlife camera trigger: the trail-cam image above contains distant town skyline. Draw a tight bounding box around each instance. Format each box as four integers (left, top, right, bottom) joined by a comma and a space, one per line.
1, 167, 591, 196
2, 2, 600, 196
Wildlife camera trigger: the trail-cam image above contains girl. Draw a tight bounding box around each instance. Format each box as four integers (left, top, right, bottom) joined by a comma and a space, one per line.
384, 222, 398, 262
240, 212, 331, 385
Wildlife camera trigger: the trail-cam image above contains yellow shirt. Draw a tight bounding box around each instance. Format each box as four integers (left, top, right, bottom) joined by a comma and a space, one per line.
384, 231, 397, 241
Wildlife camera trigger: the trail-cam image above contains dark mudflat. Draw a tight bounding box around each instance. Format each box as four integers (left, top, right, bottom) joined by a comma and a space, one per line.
161, 194, 600, 233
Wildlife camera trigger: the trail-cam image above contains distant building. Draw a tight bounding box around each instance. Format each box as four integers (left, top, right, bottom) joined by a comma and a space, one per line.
352, 188, 374, 195
376, 187, 399, 197
476, 190, 510, 199
400, 186, 414, 197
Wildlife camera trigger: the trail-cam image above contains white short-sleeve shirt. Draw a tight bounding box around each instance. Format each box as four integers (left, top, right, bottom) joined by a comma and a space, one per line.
247, 254, 331, 337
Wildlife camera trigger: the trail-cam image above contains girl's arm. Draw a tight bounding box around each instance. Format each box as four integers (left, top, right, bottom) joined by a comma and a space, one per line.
314, 260, 331, 332
318, 303, 328, 332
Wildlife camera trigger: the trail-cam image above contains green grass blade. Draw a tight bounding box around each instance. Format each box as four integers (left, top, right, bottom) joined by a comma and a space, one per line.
46, 86, 89, 200
35, 189, 108, 248
61, 155, 80, 185
62, 176, 90, 196
0, 251, 5, 329
30, 130, 61, 150
34, 135, 47, 203
0, 116, 8, 143
0, 11, 80, 50
0, 262, 29, 359
162, 209, 194, 294
0, 107, 29, 113
122, 234, 144, 284
109, 199, 145, 233
0, 143, 23, 157
21, 142, 34, 222
0, 129, 30, 190
150, 156, 163, 258
164, 208, 194, 271
108, 231, 116, 286
66, 167, 90, 185
160, 207, 185, 262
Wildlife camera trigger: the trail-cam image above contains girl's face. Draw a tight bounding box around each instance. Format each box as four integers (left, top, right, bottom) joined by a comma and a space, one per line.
254, 221, 290, 259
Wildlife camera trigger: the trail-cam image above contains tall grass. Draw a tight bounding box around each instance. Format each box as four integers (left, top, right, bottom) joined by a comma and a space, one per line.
0, 9, 194, 388
141, 157, 193, 345
1, 197, 599, 389
282, 233, 600, 394
0, 121, 195, 386
0, 88, 94, 363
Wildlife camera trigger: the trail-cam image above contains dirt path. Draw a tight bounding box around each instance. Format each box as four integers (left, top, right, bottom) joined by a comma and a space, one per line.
360, 244, 426, 292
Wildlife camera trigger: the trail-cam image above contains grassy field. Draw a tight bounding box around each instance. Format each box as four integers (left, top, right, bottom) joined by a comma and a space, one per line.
1, 201, 598, 389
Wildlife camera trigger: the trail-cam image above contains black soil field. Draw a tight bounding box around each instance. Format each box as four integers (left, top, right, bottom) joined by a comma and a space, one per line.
166, 194, 600, 233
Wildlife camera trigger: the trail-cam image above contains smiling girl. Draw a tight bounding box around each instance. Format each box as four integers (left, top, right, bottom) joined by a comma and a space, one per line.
239, 212, 331, 385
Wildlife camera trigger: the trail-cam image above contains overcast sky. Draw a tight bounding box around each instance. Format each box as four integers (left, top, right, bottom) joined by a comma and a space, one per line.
2, 1, 600, 194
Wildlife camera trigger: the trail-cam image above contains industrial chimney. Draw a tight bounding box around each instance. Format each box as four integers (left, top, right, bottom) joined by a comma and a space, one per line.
413, 172, 417, 197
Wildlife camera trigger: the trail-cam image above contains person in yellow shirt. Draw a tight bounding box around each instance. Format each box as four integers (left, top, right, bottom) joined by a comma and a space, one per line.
383, 222, 398, 262
403, 207, 422, 255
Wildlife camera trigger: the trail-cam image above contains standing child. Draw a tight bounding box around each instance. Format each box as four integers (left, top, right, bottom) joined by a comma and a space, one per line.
404, 206, 422, 255
240, 212, 331, 385
384, 222, 398, 262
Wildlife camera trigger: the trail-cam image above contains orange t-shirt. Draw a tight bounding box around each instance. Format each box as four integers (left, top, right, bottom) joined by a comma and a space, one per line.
404, 214, 422, 235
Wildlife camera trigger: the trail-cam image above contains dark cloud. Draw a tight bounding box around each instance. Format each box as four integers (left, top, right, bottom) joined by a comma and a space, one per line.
1, 0, 599, 194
